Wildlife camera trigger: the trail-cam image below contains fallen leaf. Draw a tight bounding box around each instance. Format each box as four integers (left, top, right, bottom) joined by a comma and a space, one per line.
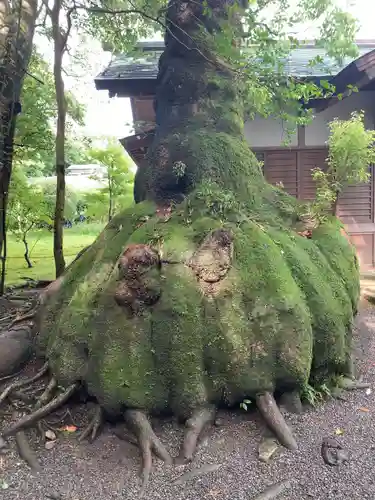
334, 428, 344, 436
358, 407, 370, 412
59, 425, 77, 433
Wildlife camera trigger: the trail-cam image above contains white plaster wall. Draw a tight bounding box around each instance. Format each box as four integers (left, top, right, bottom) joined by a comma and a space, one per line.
243, 91, 375, 149
305, 91, 375, 147
243, 116, 298, 148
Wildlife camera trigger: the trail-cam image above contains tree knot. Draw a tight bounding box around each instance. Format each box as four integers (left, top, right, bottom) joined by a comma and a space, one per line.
114, 244, 162, 315
188, 228, 234, 291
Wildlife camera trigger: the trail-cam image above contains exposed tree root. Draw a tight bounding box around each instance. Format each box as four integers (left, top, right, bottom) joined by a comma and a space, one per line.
175, 405, 216, 465
0, 361, 49, 405
45, 409, 69, 426
255, 392, 298, 451
15, 430, 41, 472
37, 421, 47, 443
338, 377, 370, 391
8, 310, 38, 329
330, 387, 348, 402
279, 390, 303, 414
0, 368, 24, 383
10, 390, 36, 405
112, 423, 138, 447
124, 409, 172, 493
78, 405, 103, 443
2, 382, 79, 438
172, 463, 222, 485
34, 377, 57, 410
250, 480, 291, 500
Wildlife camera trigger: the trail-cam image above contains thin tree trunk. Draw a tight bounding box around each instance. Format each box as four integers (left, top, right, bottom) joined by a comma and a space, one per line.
22, 235, 32, 268
0, 206, 6, 294
331, 191, 340, 216
0, 0, 38, 293
51, 0, 67, 278
108, 174, 113, 222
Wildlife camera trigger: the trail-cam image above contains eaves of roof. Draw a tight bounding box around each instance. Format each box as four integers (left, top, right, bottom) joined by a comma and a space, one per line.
95, 41, 375, 97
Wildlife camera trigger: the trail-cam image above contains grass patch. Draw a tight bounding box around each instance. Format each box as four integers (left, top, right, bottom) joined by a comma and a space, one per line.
6, 223, 105, 285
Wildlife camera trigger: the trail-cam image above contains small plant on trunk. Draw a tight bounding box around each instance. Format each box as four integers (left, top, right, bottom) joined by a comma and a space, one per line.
311, 111, 375, 220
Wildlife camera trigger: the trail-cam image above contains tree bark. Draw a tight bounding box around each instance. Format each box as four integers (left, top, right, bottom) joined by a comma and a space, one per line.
331, 190, 340, 216
134, 0, 249, 205
51, 0, 68, 278
0, 0, 38, 292
22, 235, 32, 268
108, 172, 113, 222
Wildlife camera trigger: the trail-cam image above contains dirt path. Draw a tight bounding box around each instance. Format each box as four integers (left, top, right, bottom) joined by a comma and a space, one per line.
1, 302, 375, 500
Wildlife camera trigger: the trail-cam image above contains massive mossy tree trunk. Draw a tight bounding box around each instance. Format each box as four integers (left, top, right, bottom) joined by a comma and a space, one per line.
0, 0, 360, 480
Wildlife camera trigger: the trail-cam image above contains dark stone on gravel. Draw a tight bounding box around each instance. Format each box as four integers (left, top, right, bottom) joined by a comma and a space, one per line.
321, 437, 349, 466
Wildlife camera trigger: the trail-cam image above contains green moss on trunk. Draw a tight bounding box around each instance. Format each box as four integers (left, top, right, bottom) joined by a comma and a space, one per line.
37, 189, 358, 417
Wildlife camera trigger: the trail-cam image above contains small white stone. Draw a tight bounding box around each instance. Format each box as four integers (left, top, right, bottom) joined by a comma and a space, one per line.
45, 430, 57, 441
45, 440, 57, 450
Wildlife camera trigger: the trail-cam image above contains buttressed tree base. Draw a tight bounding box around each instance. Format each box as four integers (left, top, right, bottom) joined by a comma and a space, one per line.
0, 0, 363, 487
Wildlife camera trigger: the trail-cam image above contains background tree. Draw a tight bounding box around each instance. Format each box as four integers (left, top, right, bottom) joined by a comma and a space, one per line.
88, 141, 134, 222
0, 0, 39, 293
37, 0, 76, 278
7, 167, 47, 268
38, 179, 80, 223
13, 49, 87, 177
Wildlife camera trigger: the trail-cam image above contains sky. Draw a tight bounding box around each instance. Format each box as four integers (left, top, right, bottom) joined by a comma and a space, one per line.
35, 0, 375, 142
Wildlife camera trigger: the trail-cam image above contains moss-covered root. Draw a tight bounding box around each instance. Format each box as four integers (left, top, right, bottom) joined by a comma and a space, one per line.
175, 405, 216, 465
279, 390, 303, 415
124, 409, 172, 490
255, 393, 298, 451
337, 377, 371, 391
78, 405, 103, 443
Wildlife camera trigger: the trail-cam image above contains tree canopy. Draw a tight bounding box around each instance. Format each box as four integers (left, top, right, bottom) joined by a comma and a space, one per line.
13, 0, 360, 182
86, 141, 134, 221
14, 49, 91, 178
78, 0, 358, 130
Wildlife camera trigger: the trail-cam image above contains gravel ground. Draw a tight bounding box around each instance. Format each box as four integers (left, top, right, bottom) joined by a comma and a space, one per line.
1, 301, 375, 500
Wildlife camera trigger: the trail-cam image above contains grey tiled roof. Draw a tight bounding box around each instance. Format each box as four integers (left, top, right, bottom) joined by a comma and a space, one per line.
95, 42, 375, 82
284, 45, 374, 77
97, 51, 161, 81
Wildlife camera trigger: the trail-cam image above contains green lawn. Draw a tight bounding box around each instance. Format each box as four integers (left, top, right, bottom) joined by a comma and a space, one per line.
6, 223, 105, 285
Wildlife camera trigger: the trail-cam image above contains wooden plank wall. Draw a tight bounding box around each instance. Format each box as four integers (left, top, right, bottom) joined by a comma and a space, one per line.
257, 148, 375, 268
130, 96, 155, 133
